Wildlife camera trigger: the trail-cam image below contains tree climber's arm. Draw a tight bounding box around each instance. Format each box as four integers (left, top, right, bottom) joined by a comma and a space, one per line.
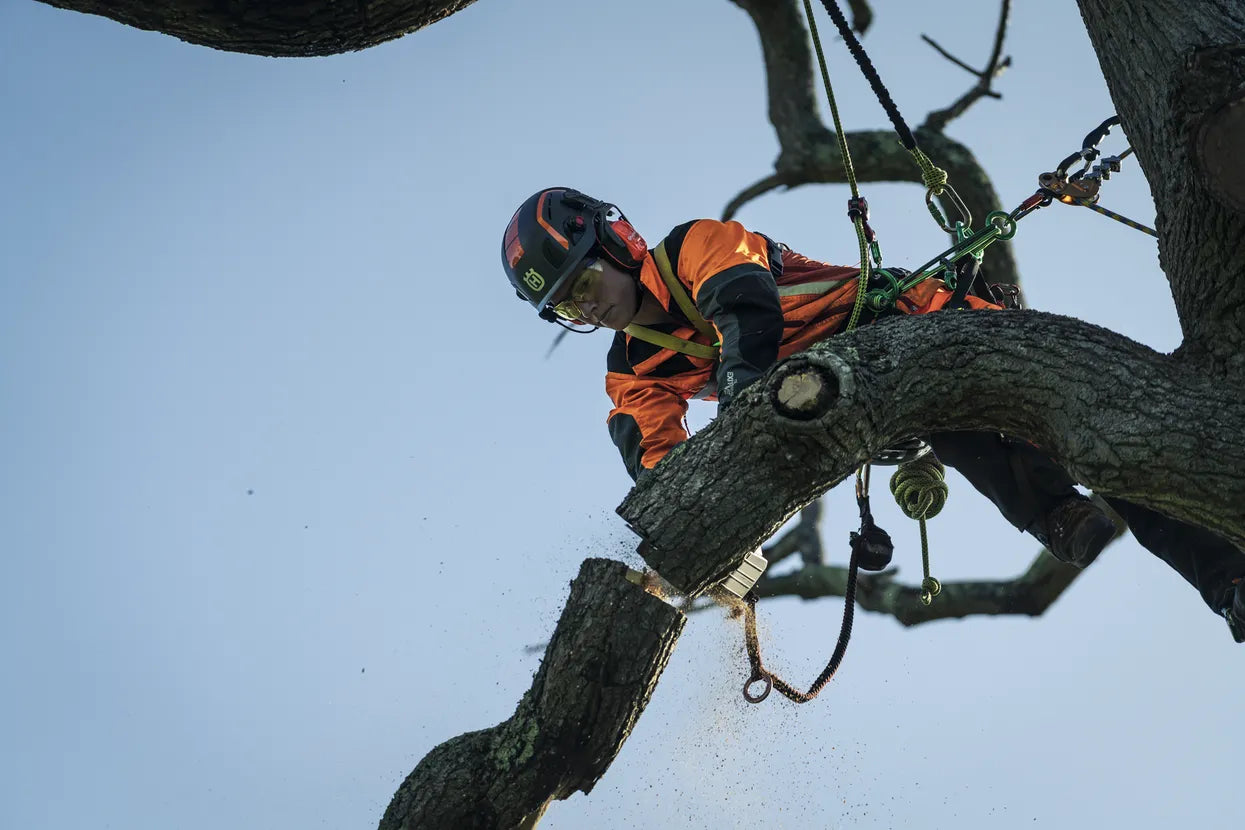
683, 220, 785, 409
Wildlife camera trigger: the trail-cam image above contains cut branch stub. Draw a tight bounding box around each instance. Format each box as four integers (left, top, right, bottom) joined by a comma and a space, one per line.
770, 351, 855, 424
771, 361, 840, 420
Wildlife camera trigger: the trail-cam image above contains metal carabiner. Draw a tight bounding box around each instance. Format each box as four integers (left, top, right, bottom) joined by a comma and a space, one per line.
1080, 115, 1120, 155
925, 184, 972, 233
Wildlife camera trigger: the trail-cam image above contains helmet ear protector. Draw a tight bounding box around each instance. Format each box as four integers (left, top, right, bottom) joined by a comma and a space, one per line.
561, 190, 648, 271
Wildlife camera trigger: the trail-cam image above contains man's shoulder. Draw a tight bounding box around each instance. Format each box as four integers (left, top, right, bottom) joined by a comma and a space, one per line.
658, 219, 756, 263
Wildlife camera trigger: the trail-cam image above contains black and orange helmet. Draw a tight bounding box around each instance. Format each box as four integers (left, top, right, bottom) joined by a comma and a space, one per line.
501, 188, 648, 319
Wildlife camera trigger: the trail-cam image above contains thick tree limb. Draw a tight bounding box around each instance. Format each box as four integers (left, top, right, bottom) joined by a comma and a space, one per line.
379, 559, 684, 830
34, 0, 475, 56
619, 310, 1245, 597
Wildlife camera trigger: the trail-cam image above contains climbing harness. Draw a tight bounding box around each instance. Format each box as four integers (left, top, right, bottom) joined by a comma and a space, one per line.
736, 3, 1157, 705
623, 240, 721, 361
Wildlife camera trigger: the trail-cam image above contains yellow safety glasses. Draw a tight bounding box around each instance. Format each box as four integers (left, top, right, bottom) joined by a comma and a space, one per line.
551, 259, 603, 320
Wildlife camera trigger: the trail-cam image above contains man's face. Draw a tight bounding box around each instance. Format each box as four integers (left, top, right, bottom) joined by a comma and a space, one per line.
549, 258, 639, 330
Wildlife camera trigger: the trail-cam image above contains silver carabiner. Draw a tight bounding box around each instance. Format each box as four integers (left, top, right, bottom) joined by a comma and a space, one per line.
925, 184, 972, 232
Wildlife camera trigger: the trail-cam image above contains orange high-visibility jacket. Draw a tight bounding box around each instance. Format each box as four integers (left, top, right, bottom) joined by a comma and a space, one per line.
605, 219, 993, 479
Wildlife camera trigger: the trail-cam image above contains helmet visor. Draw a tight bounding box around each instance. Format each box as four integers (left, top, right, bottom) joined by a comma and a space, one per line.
522, 222, 596, 311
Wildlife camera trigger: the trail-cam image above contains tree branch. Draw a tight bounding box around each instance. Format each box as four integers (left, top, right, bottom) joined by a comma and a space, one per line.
35, 0, 476, 55
686, 494, 1125, 626
845, 0, 874, 35
727, 0, 1022, 287
721, 172, 795, 223
380, 559, 685, 829
755, 551, 1088, 626
921, 0, 1014, 133
619, 310, 1245, 597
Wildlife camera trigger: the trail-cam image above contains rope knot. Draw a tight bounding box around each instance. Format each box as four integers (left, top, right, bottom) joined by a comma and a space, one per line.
889, 454, 948, 521
911, 148, 948, 194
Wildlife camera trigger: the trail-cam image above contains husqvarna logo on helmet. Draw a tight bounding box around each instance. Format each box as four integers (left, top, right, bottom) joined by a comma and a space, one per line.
523, 268, 545, 292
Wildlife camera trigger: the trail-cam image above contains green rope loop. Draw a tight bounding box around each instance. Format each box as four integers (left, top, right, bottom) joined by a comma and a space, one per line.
889, 454, 948, 521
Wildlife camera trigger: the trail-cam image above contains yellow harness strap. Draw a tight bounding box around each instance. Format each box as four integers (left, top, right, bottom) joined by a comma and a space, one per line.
622, 240, 721, 361
622, 323, 720, 360
653, 241, 718, 342
622, 236, 722, 360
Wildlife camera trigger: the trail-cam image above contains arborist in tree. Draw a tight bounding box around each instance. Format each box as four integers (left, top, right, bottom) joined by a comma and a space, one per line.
500, 187, 1245, 642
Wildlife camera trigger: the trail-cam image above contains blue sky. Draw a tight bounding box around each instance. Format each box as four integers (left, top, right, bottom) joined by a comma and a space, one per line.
2, 1, 1239, 828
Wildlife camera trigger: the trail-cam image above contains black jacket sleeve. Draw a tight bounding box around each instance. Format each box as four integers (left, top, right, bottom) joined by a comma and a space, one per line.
696, 264, 784, 408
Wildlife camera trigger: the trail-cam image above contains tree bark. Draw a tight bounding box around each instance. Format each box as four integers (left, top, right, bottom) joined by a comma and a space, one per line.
35, 0, 477, 56
1076, 0, 1245, 374
379, 559, 684, 829
619, 310, 1245, 597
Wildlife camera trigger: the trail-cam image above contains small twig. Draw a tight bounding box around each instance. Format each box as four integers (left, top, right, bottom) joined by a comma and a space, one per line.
545, 328, 570, 359
921, 0, 1013, 133
721, 171, 792, 221
920, 34, 982, 77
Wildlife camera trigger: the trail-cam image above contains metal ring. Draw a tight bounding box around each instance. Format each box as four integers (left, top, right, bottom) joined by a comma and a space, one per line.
743, 673, 772, 703
870, 438, 932, 467
865, 289, 891, 312
986, 210, 1018, 240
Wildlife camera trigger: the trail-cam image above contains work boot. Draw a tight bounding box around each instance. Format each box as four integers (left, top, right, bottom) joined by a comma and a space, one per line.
1031, 494, 1116, 568
1222, 579, 1245, 644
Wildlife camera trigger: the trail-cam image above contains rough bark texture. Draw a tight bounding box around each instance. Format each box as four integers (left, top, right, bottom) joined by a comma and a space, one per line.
35, 0, 476, 55
619, 310, 1245, 597
378, 559, 684, 829
1076, 0, 1245, 375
